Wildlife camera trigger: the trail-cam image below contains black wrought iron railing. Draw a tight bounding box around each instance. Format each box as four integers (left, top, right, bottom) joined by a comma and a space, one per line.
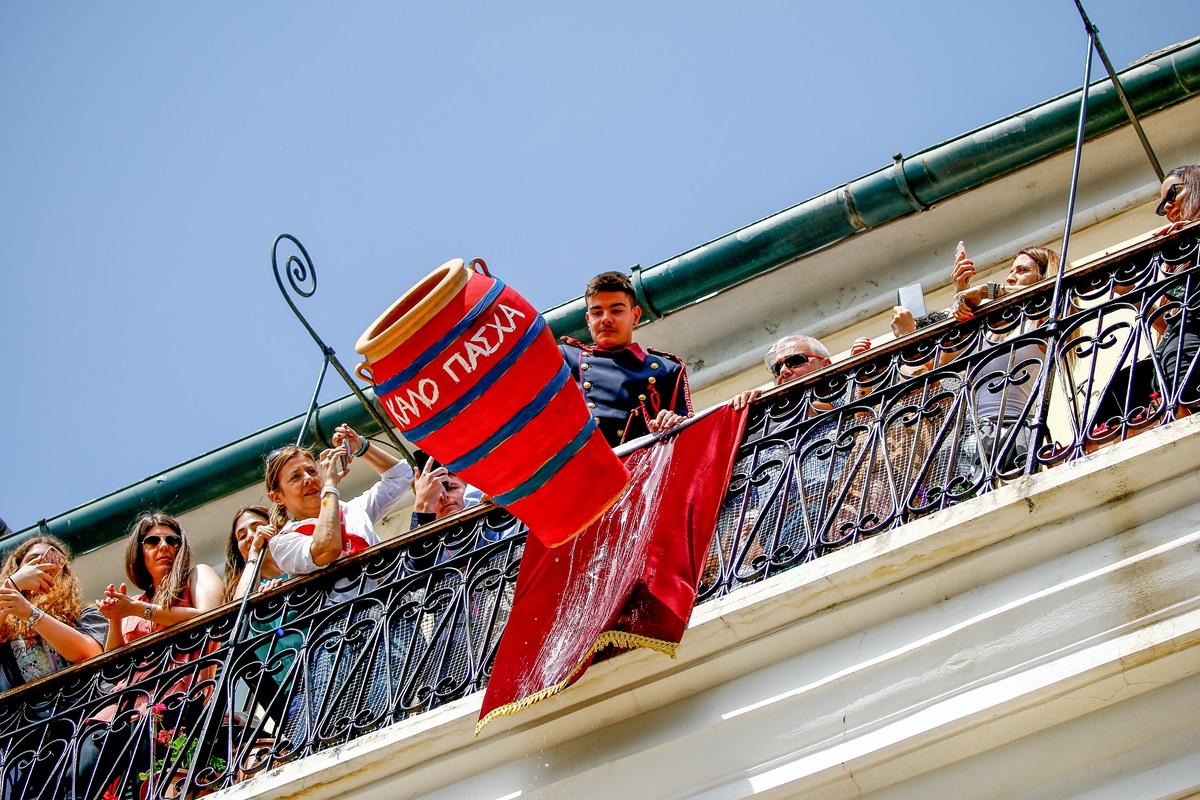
701, 225, 1199, 597
1, 226, 1196, 799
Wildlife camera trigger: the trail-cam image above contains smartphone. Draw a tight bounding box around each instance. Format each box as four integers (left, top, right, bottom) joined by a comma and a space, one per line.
955, 240, 966, 260
897, 283, 928, 319
38, 546, 67, 571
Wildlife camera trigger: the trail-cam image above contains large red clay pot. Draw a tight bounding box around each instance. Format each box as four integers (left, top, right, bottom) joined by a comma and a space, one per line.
356, 258, 628, 547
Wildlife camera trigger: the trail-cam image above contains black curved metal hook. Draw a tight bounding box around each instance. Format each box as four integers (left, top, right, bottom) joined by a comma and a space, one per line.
271, 233, 415, 462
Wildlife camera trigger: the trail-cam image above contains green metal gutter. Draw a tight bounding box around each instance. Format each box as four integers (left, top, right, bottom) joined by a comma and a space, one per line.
4, 394, 383, 556
546, 37, 1200, 341
9, 39, 1200, 558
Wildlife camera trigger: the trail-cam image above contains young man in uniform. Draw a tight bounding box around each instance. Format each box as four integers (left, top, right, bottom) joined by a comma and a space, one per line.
558, 271, 692, 447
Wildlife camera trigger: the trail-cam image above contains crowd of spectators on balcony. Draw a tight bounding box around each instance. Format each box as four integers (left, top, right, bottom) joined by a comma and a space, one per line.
0, 166, 1198, 800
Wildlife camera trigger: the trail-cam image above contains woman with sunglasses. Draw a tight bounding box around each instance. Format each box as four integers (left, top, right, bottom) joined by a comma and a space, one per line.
1155, 165, 1200, 236
96, 513, 223, 650
0, 536, 105, 691
1151, 166, 1200, 412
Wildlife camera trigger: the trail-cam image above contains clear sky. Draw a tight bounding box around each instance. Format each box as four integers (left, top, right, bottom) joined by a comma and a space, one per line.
2, 1, 1197, 533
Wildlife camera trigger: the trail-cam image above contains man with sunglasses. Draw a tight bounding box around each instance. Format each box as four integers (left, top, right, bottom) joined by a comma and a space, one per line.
766, 334, 871, 388
560, 271, 692, 447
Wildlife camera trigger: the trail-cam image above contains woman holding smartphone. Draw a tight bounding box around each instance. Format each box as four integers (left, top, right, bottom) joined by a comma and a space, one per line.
0, 536, 106, 691
265, 423, 412, 586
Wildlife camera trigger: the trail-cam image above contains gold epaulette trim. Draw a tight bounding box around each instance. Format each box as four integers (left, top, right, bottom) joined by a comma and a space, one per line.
474, 629, 677, 736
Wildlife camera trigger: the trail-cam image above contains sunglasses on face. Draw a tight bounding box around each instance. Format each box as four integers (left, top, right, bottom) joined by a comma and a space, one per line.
770, 352, 813, 377
1156, 182, 1182, 216
142, 534, 182, 549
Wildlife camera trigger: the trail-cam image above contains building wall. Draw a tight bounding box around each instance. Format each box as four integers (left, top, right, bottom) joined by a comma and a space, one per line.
215, 409, 1200, 800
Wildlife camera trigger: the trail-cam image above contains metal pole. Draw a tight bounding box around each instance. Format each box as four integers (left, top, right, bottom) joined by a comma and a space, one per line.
1024, 26, 1096, 480
1052, 28, 1095, 321
1072, 0, 1164, 182
297, 352, 331, 447
272, 234, 416, 466
184, 551, 267, 796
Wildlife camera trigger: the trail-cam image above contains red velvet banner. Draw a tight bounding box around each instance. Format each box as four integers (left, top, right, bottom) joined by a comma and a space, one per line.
477, 405, 748, 734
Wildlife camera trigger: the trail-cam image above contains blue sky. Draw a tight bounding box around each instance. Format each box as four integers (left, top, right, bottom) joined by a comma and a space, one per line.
2, 1, 1197, 533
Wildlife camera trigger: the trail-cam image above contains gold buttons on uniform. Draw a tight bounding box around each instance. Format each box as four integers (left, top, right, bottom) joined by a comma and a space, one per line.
583, 381, 592, 389
648, 376, 656, 384
638, 394, 646, 401
650, 362, 659, 369
587, 402, 596, 408
581, 363, 589, 370
617, 430, 624, 437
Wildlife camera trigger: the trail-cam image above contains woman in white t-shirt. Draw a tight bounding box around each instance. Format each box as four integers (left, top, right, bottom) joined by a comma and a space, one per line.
261, 425, 414, 742
265, 424, 413, 588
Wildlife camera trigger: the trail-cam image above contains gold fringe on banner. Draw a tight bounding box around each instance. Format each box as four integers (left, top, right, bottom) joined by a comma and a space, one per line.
475, 629, 677, 736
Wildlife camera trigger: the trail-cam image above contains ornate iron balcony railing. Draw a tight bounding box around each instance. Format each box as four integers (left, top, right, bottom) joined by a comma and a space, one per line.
1, 226, 1196, 799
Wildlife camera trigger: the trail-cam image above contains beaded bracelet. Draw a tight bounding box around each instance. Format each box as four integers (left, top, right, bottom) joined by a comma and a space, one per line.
354, 439, 370, 458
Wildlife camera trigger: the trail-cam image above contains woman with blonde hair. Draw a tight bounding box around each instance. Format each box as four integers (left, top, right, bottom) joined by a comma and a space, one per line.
0, 535, 105, 691
265, 424, 412, 587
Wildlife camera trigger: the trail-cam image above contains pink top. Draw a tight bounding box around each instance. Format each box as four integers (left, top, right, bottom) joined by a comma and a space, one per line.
119, 585, 193, 645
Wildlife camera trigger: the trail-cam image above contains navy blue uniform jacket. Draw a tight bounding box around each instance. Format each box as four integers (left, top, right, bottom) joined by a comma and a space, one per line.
559, 336, 692, 447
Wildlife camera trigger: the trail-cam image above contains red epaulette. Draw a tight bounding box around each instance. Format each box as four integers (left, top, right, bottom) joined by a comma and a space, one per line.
560, 335, 593, 352
645, 345, 685, 366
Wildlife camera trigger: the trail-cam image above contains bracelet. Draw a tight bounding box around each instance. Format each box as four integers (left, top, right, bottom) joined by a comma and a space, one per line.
143, 603, 156, 621
354, 439, 370, 458
26, 607, 44, 627
321, 486, 341, 500
245, 558, 259, 565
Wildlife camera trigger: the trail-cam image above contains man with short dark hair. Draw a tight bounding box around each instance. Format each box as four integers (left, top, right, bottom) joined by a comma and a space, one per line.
559, 271, 692, 446
409, 452, 481, 529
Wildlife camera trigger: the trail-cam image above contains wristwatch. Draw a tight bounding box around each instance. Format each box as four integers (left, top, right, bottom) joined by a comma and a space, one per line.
26, 607, 44, 627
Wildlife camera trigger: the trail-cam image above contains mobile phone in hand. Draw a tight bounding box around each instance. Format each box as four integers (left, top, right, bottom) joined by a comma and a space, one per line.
897, 283, 928, 318
39, 546, 67, 571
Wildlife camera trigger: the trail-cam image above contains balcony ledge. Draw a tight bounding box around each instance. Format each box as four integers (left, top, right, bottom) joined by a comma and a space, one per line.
214, 415, 1200, 799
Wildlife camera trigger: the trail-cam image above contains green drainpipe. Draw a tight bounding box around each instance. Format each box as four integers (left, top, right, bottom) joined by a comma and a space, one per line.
4, 393, 384, 556
545, 38, 1200, 342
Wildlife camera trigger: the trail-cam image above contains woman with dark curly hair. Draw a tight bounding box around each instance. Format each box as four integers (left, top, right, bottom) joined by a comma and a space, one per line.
96, 513, 223, 649
0, 535, 105, 691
